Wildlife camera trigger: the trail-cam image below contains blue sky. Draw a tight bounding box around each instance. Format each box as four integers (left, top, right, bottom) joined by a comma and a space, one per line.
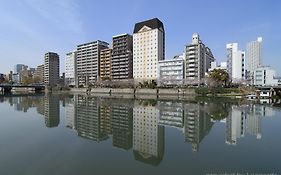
0, 0, 280, 74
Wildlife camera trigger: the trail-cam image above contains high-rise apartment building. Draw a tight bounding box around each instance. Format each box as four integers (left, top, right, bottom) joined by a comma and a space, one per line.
112, 34, 133, 80
247, 37, 262, 75
44, 52, 60, 86
133, 18, 165, 80
185, 33, 215, 84
227, 43, 246, 82
100, 48, 112, 80
76, 40, 109, 86
65, 51, 77, 86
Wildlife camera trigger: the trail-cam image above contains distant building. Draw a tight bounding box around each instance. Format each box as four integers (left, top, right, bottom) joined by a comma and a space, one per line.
112, 34, 133, 80
13, 64, 28, 83
14, 64, 27, 74
185, 33, 215, 85
157, 54, 185, 86
76, 40, 109, 86
209, 61, 227, 72
100, 48, 112, 80
65, 51, 77, 86
227, 43, 246, 83
247, 37, 262, 77
34, 64, 44, 83
12, 73, 20, 83
254, 66, 281, 86
133, 18, 165, 81
8, 71, 13, 82
44, 52, 60, 86
0, 73, 4, 83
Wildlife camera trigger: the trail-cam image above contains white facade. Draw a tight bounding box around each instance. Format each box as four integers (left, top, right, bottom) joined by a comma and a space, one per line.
247, 37, 262, 75
227, 43, 245, 82
65, 51, 77, 86
133, 19, 165, 80
209, 61, 227, 72
254, 66, 281, 86
157, 55, 185, 86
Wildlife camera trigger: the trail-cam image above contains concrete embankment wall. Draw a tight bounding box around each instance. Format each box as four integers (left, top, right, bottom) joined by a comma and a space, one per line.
70, 88, 196, 96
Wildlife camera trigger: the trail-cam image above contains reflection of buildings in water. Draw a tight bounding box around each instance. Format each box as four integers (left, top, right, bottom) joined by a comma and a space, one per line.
44, 95, 60, 128
75, 95, 108, 142
5, 95, 45, 114
158, 101, 184, 129
100, 103, 112, 136
225, 104, 273, 145
13, 97, 22, 111
111, 104, 133, 150
184, 102, 214, 152
36, 98, 45, 116
65, 96, 76, 129
226, 106, 246, 145
133, 102, 164, 166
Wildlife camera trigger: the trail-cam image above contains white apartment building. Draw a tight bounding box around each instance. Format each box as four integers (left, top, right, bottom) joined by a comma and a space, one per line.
227, 43, 246, 83
157, 54, 185, 86
247, 37, 262, 75
133, 18, 165, 80
65, 51, 77, 86
254, 66, 281, 86
76, 40, 109, 86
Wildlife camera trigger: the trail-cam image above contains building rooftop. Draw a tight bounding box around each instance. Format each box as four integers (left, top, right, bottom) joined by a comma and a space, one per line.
133, 18, 164, 33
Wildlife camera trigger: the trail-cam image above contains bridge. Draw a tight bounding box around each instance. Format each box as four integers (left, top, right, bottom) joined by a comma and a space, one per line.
256, 86, 281, 98
0, 84, 45, 94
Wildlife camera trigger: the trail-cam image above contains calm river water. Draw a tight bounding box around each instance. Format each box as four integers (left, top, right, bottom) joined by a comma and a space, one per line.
0, 94, 280, 175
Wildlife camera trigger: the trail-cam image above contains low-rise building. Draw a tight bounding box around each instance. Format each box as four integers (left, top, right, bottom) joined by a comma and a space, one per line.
209, 61, 227, 72
157, 54, 185, 86
254, 66, 281, 86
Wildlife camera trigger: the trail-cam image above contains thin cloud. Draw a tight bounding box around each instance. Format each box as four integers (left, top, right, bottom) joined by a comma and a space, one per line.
23, 0, 83, 34
238, 22, 272, 33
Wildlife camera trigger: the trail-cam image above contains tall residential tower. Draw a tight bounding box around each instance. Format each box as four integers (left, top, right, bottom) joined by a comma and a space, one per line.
133, 18, 165, 81
76, 40, 109, 86
44, 52, 60, 86
227, 43, 246, 82
65, 51, 77, 86
112, 34, 133, 80
247, 37, 262, 75
185, 33, 215, 85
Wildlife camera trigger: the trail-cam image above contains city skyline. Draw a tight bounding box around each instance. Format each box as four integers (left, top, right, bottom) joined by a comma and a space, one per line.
1, 0, 281, 74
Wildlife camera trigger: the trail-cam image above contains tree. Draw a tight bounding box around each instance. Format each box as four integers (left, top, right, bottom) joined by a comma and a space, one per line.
208, 69, 229, 87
